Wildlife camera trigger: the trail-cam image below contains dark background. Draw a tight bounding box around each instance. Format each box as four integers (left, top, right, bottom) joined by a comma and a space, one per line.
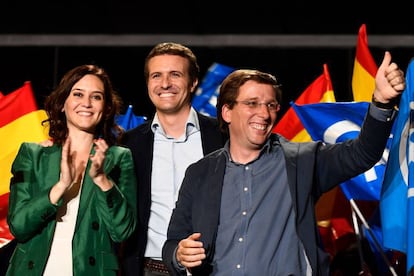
0, 2, 410, 35
0, 2, 413, 275
0, 2, 412, 119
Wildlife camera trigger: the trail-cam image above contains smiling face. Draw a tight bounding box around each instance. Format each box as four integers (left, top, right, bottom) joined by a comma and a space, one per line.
63, 74, 105, 134
146, 54, 198, 115
222, 80, 278, 153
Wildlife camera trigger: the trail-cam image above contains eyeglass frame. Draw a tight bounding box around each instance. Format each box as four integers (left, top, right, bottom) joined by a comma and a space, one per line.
233, 100, 280, 112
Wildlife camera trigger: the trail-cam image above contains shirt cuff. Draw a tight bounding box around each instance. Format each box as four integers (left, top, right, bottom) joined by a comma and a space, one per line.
369, 103, 397, 122
173, 246, 187, 272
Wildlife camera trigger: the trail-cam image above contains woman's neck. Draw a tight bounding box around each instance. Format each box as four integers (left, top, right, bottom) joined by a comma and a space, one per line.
67, 131, 94, 153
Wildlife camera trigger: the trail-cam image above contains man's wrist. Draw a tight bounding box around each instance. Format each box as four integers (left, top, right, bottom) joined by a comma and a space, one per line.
173, 247, 186, 271
372, 94, 398, 110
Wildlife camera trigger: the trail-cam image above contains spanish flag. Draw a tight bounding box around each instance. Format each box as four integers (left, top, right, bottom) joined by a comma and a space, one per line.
0, 81, 49, 247
352, 24, 377, 102
272, 63, 336, 141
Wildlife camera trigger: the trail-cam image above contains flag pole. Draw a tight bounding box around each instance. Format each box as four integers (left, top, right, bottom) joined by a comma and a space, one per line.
349, 199, 398, 276
351, 207, 366, 272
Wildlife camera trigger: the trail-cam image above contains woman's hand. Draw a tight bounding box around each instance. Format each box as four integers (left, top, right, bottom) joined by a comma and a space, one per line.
89, 138, 113, 191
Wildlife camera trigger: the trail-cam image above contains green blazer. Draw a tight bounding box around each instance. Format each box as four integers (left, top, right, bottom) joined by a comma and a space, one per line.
6, 142, 137, 276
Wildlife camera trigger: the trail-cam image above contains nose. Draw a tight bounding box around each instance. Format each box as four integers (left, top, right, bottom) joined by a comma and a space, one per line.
81, 96, 92, 107
256, 103, 271, 118
160, 75, 171, 89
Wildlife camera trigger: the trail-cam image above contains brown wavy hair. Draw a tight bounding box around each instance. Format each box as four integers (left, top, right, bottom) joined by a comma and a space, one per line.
42, 64, 123, 146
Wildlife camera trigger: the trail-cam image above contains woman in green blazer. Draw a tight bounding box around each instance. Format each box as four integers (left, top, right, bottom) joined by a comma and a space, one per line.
6, 64, 137, 276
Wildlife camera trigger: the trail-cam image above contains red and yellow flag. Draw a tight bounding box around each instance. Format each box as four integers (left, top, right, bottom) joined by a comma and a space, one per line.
272, 63, 336, 142
0, 81, 49, 247
352, 24, 377, 102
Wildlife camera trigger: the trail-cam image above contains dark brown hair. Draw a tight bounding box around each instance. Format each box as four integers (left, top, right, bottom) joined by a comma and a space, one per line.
42, 64, 123, 146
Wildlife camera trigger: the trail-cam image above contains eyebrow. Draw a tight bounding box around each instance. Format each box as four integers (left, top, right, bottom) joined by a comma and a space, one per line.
71, 88, 104, 94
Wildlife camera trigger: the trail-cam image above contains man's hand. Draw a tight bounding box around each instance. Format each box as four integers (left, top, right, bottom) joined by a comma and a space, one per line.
176, 233, 206, 269
373, 51, 405, 104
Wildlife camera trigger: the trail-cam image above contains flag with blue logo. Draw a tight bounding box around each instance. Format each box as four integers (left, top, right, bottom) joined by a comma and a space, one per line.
292, 101, 386, 201
116, 104, 147, 130
380, 58, 414, 274
192, 63, 235, 117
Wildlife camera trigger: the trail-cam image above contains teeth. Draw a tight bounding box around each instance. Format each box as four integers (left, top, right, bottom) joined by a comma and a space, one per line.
159, 93, 175, 98
252, 123, 266, 130
78, 112, 93, 116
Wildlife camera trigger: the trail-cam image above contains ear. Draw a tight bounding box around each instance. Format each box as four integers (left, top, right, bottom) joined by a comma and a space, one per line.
222, 104, 232, 124
190, 79, 199, 94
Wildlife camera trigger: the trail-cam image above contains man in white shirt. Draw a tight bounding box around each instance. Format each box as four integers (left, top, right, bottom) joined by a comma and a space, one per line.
120, 42, 227, 276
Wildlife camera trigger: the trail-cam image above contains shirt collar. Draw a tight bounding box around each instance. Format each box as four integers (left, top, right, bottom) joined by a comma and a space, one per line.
151, 107, 201, 137
223, 135, 279, 163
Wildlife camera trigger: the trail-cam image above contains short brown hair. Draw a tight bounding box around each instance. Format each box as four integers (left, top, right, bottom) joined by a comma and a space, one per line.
143, 42, 200, 86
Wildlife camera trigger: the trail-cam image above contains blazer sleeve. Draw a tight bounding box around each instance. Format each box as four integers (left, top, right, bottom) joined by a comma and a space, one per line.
7, 143, 59, 242
94, 146, 138, 242
316, 106, 395, 192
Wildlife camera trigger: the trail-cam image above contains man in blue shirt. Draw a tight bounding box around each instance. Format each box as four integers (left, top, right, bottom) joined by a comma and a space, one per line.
162, 51, 405, 276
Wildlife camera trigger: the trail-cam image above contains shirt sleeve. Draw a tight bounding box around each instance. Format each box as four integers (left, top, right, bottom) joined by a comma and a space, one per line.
368, 103, 397, 122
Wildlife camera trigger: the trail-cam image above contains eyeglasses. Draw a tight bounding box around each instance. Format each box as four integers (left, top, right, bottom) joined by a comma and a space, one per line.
234, 100, 280, 112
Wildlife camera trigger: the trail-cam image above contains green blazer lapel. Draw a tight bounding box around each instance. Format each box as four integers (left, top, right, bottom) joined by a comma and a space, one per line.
75, 147, 97, 228
75, 161, 94, 229
42, 145, 63, 189
103, 148, 116, 174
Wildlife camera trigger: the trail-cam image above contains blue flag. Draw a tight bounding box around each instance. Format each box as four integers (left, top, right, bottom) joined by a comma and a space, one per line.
116, 104, 147, 130
408, 107, 414, 274
192, 63, 235, 117
380, 58, 414, 274
292, 101, 387, 201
